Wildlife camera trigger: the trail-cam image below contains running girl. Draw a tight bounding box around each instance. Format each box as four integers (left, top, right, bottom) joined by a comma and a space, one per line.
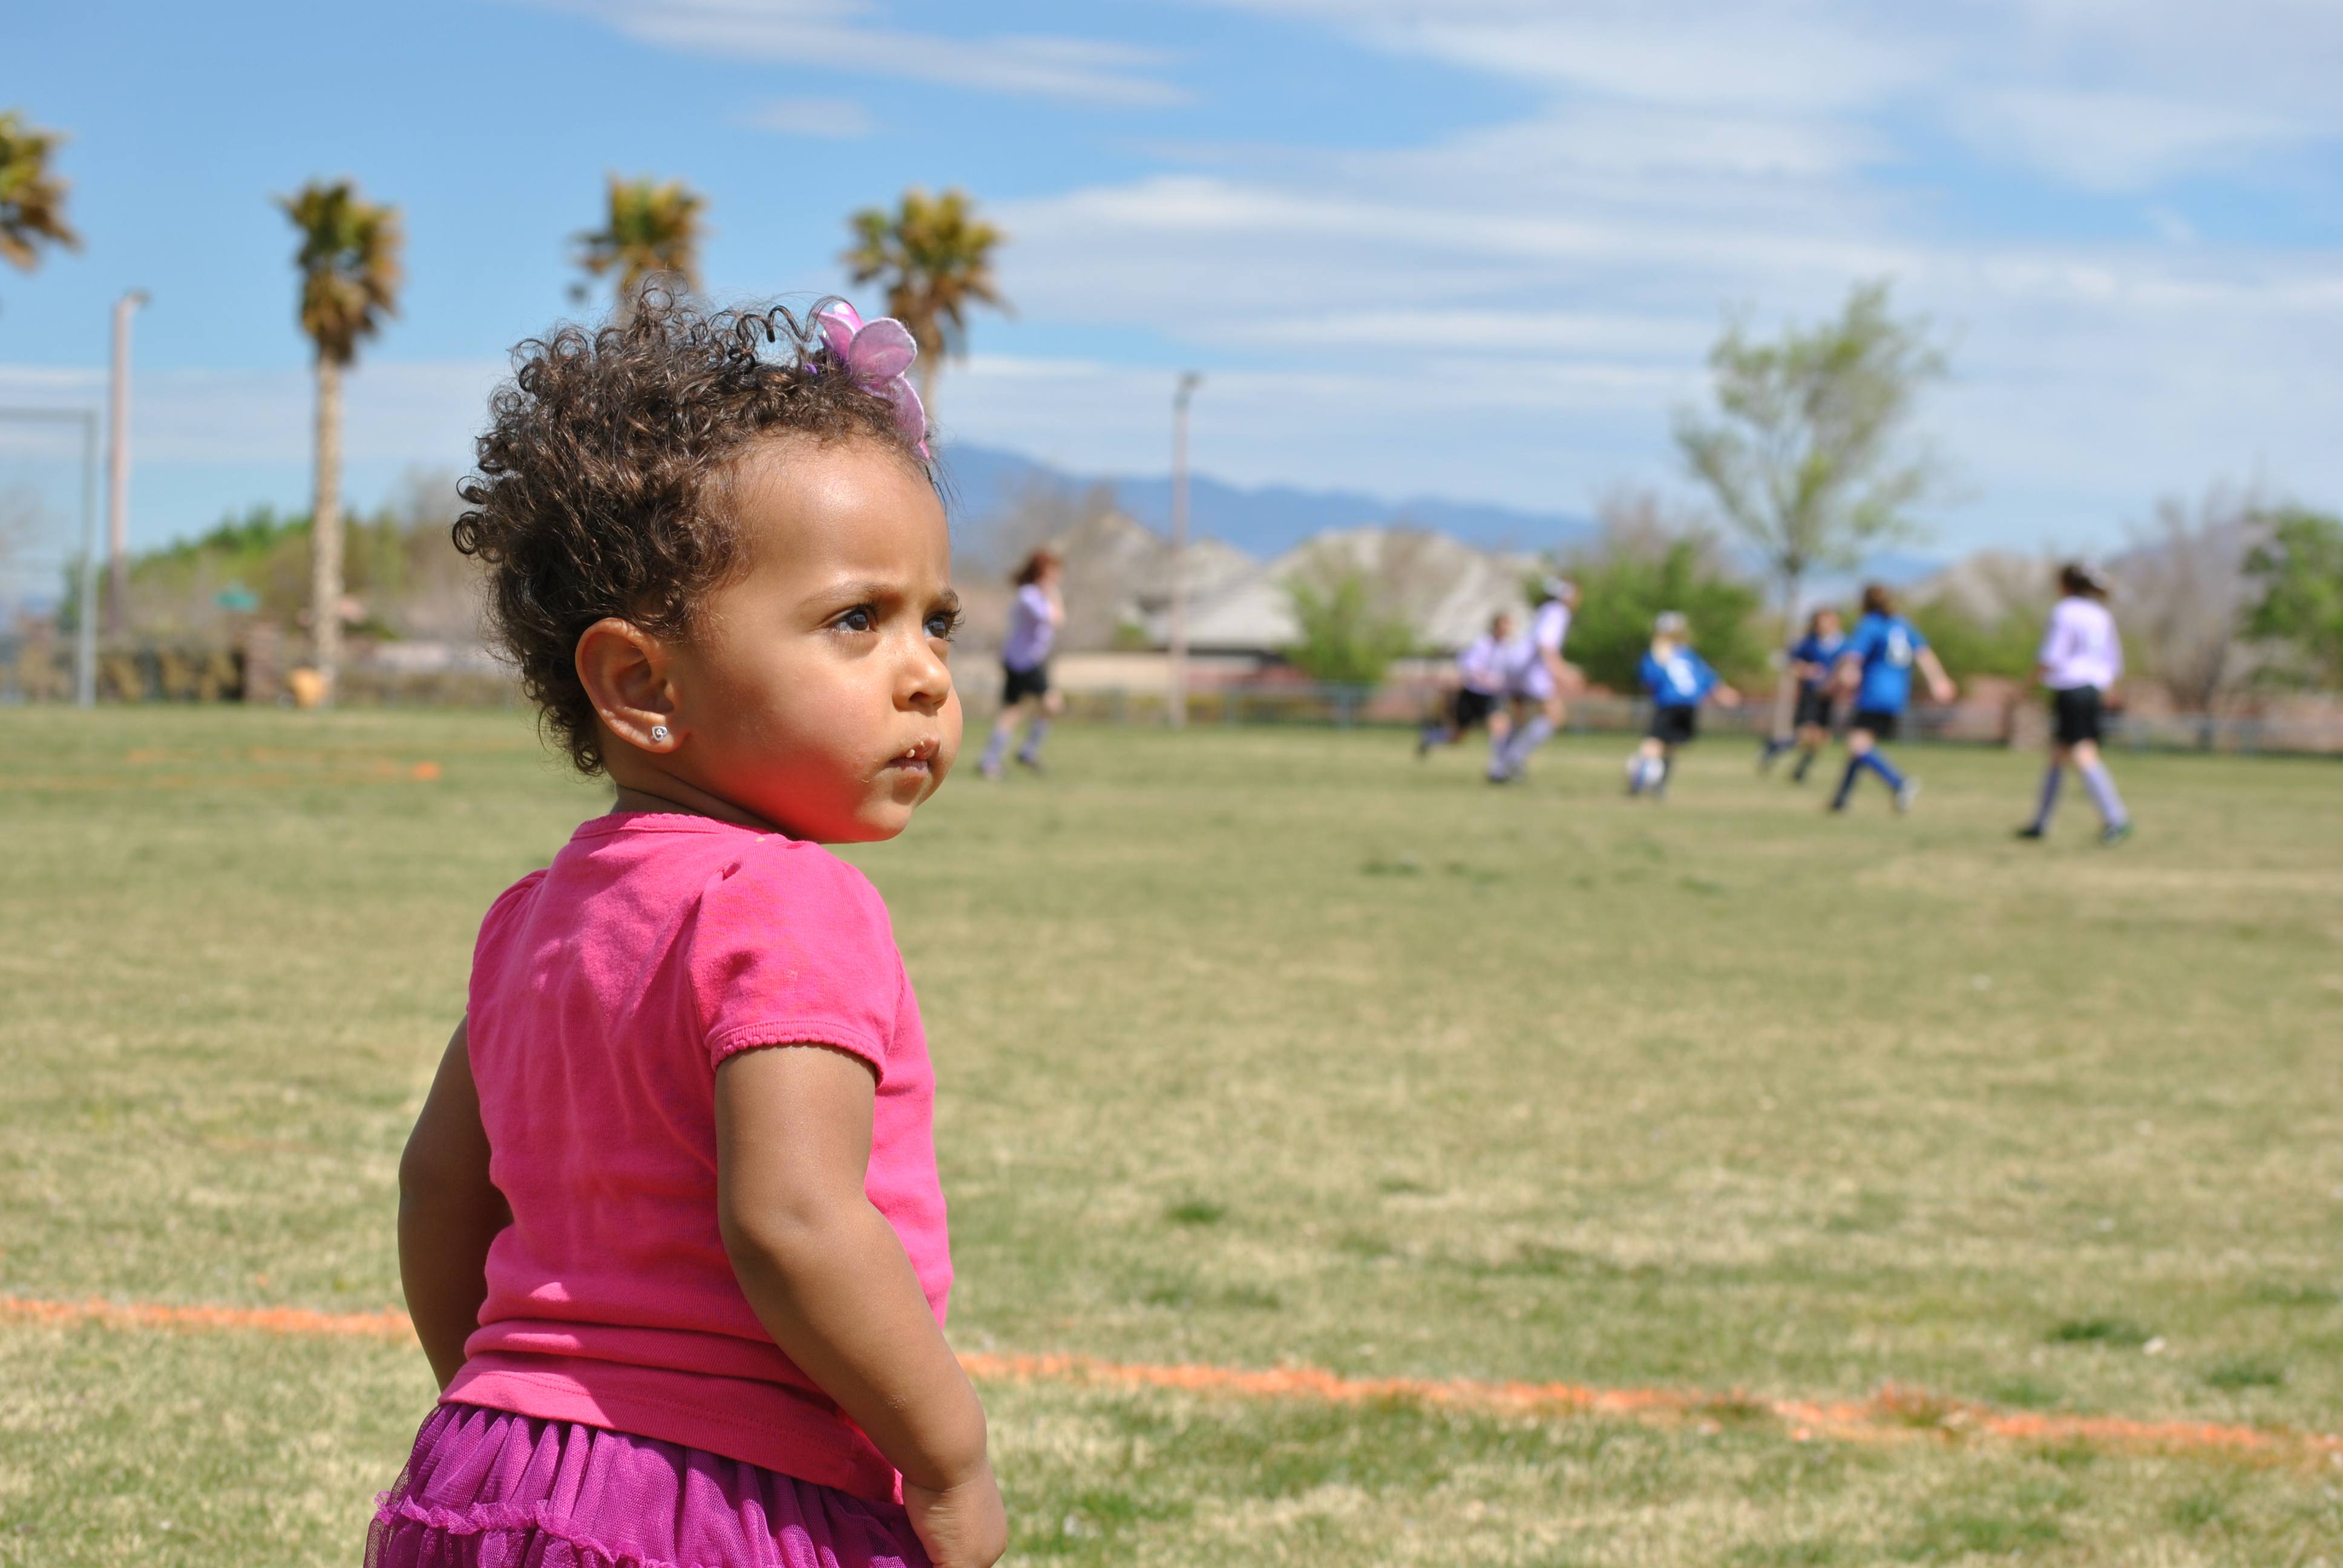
2017, 561, 2133, 846
1757, 606, 1844, 783
1626, 610, 1741, 799
978, 547, 1064, 778
1830, 584, 1955, 814
1489, 577, 1578, 783
1419, 610, 1513, 757
377, 295, 1004, 1568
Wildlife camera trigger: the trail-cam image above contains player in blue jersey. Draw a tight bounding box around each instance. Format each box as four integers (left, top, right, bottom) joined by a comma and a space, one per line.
1757, 607, 1844, 783
1829, 584, 1955, 814
1625, 611, 1741, 799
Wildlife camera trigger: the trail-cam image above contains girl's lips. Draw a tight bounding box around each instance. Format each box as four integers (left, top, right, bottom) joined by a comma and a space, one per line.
885, 739, 940, 773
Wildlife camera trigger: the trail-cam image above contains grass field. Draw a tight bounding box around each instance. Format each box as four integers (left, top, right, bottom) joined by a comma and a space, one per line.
3, 707, 2340, 1566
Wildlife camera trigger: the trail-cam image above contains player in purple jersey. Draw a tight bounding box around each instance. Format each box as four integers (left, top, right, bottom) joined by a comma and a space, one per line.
2017, 561, 2132, 846
1489, 579, 1579, 783
1418, 611, 1515, 757
977, 549, 1064, 779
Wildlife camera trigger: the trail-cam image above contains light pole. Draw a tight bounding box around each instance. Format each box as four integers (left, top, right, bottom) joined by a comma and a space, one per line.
1167, 371, 1202, 728
105, 289, 149, 638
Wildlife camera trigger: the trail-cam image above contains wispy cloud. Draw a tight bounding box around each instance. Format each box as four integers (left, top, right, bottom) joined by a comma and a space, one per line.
739, 95, 874, 138
542, 0, 1188, 107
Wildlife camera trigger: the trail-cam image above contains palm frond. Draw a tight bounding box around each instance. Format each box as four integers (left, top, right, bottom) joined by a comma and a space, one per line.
0, 110, 82, 272
277, 179, 404, 365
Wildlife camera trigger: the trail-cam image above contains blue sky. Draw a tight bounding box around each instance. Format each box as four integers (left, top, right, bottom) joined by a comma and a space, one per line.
4, 0, 2341, 570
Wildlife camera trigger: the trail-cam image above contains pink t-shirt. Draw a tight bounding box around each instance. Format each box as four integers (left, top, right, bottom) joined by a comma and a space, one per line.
442, 811, 949, 1505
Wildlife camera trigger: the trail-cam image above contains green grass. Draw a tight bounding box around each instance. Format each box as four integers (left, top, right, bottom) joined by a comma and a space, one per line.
3, 710, 2341, 1566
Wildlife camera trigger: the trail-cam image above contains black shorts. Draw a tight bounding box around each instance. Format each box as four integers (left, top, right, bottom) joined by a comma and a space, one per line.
1648, 705, 1699, 746
1001, 662, 1050, 705
1792, 687, 1836, 731
1452, 687, 1498, 730
2051, 686, 2105, 746
1850, 708, 1901, 741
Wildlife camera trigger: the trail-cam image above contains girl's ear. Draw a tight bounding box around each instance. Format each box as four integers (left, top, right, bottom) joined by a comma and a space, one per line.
576, 617, 683, 755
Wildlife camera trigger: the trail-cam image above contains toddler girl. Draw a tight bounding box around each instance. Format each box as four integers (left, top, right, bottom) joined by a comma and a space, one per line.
373, 293, 1004, 1568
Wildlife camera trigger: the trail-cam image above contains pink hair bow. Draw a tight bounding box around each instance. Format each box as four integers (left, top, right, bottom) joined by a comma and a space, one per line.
816, 302, 929, 458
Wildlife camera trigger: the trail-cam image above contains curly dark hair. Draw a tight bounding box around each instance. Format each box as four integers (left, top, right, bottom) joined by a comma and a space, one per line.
452, 288, 932, 774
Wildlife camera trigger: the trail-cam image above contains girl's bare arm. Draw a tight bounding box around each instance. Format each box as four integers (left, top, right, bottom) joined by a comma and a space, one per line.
714, 1045, 1004, 1567
398, 1020, 510, 1389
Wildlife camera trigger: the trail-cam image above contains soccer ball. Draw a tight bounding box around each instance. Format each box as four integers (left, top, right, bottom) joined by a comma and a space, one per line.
1624, 752, 1665, 795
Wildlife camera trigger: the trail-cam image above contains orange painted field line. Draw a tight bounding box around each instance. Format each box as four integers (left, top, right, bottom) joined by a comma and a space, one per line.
7, 1295, 2336, 1466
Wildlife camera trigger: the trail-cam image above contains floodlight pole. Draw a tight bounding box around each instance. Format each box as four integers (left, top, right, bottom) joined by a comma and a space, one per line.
105, 290, 149, 638
1167, 371, 1202, 729
0, 406, 102, 707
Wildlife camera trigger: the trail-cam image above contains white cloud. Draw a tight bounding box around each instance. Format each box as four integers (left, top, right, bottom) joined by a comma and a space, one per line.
539, 0, 1187, 106
0, 361, 503, 469
1945, 87, 2304, 192
1192, 0, 2343, 191
739, 95, 874, 138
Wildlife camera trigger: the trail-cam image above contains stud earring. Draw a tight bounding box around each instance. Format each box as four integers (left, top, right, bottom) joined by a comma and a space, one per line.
650, 725, 670, 745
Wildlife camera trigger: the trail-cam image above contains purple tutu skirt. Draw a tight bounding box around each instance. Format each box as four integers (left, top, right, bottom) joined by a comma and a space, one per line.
369, 1404, 928, 1568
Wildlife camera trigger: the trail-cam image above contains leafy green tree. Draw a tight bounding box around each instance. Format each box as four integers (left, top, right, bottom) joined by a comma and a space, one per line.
1676, 281, 1946, 643
1907, 598, 2042, 682
573, 175, 706, 314
280, 180, 402, 704
844, 187, 1009, 418
1283, 570, 1417, 686
0, 109, 80, 304
2243, 506, 2343, 688
1558, 521, 1765, 693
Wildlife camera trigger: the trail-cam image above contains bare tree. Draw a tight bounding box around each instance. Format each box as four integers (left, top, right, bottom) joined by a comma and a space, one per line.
2117, 484, 2263, 745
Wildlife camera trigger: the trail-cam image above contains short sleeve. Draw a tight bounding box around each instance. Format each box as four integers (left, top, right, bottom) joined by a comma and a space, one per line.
689, 841, 903, 1079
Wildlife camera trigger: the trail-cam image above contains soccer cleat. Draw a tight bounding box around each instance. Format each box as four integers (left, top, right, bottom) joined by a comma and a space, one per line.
1894, 779, 1921, 814
2100, 822, 2133, 848
1015, 753, 1046, 774
2014, 825, 2046, 840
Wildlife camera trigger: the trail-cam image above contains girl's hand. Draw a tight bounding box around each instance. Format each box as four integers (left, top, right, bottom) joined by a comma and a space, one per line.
905, 1461, 1008, 1568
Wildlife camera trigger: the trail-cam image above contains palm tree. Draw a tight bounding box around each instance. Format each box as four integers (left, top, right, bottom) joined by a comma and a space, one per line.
0, 109, 82, 289
572, 175, 706, 315
842, 187, 1009, 419
278, 179, 402, 706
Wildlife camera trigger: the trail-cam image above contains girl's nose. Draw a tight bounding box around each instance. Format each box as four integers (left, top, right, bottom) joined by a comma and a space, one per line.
897, 634, 951, 713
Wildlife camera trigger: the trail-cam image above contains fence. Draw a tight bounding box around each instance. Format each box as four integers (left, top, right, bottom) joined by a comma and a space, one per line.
3, 642, 2338, 757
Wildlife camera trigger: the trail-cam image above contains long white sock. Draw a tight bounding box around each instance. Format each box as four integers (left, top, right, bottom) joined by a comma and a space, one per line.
2031, 765, 2062, 830
1506, 715, 1556, 773
2080, 762, 2128, 828
1017, 719, 1052, 762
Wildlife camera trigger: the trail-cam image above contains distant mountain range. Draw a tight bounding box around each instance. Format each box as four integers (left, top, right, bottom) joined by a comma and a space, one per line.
934, 443, 1941, 590
937, 444, 1597, 558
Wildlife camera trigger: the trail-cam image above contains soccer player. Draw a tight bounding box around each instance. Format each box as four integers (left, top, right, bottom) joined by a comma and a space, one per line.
977, 548, 1064, 779
1418, 610, 1515, 757
1829, 584, 1955, 814
1489, 578, 1578, 783
1757, 607, 1844, 783
1627, 610, 1741, 799
2017, 561, 2133, 846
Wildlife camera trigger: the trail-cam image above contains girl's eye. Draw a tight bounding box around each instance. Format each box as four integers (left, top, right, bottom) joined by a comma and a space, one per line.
926, 610, 962, 640
834, 607, 875, 633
